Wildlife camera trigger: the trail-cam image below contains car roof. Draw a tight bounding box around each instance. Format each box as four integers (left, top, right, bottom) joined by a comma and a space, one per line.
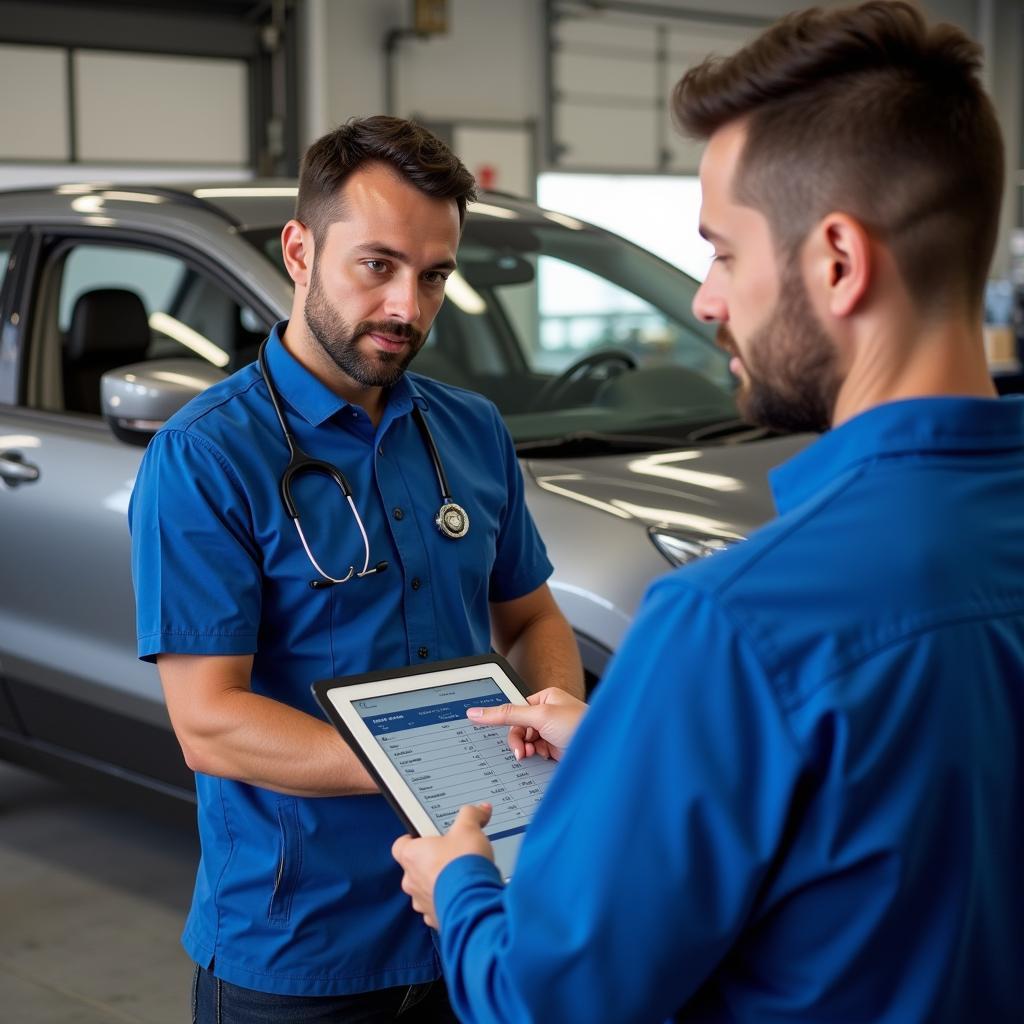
0, 179, 559, 234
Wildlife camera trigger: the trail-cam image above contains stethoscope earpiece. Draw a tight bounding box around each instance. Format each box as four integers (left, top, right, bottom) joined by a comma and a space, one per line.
309, 560, 389, 590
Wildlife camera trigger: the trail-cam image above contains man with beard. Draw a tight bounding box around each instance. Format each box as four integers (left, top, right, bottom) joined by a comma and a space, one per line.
392, 4, 1023, 1022
129, 116, 583, 1022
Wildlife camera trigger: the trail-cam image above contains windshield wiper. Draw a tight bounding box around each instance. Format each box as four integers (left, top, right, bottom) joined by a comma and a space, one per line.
679, 418, 772, 443
514, 421, 775, 457
514, 431, 689, 457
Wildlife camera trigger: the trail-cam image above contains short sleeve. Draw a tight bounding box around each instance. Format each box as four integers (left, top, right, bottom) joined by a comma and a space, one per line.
129, 428, 262, 662
486, 413, 553, 603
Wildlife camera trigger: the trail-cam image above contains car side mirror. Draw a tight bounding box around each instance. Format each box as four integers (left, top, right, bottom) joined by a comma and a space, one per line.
100, 359, 228, 447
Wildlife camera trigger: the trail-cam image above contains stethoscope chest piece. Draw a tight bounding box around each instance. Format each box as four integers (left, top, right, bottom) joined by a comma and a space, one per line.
435, 501, 470, 540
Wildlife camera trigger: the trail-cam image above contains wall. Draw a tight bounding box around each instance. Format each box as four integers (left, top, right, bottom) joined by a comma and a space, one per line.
311, 2, 993, 140
0, 0, 273, 184
309, 0, 1019, 270
310, 0, 542, 131
984, 0, 1023, 275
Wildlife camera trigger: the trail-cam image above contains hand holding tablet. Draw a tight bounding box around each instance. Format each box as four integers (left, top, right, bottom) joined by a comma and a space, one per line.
313, 655, 561, 880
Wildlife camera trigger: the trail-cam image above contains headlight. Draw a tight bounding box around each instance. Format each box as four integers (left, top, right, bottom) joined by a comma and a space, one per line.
648, 528, 737, 567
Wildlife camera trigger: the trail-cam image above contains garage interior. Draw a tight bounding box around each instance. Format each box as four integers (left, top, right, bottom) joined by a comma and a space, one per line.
1, 1, 1023, 1021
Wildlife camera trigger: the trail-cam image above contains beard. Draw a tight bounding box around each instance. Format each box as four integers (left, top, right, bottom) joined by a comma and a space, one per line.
720, 266, 841, 434
303, 260, 425, 388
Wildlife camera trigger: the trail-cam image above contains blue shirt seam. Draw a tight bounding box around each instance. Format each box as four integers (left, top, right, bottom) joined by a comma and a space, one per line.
213, 776, 233, 955
812, 444, 1024, 490
156, 428, 261, 558
176, 373, 265, 432
708, 465, 864, 601
328, 584, 337, 678
770, 396, 1024, 510
687, 464, 864, 675
139, 629, 258, 638
781, 599, 1024, 712
193, 952, 439, 981
682, 581, 812, 769
159, 427, 250, 507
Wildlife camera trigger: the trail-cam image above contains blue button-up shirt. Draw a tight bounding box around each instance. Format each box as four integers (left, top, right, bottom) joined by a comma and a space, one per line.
434, 396, 1024, 1023
129, 323, 552, 995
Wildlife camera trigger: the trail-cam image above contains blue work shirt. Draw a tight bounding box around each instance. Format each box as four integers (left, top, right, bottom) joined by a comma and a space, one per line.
434, 396, 1024, 1023
129, 323, 552, 996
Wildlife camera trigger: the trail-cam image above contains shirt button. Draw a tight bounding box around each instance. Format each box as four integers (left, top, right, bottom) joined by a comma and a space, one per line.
418, 646, 429, 659
393, 507, 404, 520
411, 577, 421, 591
378, 445, 384, 455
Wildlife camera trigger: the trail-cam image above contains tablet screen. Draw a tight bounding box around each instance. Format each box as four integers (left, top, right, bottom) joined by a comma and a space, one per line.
352, 676, 557, 879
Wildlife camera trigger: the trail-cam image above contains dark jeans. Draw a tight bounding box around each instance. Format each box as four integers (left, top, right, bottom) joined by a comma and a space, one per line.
192, 964, 461, 1024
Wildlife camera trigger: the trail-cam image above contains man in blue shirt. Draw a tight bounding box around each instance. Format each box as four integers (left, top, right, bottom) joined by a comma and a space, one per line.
129, 116, 583, 1022
392, 4, 1023, 1021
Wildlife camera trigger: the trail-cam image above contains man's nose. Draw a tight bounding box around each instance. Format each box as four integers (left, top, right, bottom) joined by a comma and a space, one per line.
384, 274, 421, 323
692, 276, 726, 324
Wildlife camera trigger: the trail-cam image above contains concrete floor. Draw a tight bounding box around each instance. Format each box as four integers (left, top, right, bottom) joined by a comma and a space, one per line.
0, 761, 198, 1022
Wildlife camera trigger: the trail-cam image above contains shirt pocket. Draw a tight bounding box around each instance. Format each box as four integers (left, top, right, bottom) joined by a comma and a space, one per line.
267, 798, 303, 925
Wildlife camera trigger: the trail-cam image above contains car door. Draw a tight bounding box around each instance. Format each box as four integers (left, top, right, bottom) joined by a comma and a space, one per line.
0, 226, 273, 798
0, 230, 26, 735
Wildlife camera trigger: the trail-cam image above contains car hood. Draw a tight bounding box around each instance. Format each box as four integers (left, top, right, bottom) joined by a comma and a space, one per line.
523, 432, 813, 540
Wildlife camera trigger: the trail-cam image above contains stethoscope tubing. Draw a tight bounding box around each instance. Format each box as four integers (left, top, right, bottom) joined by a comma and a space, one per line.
257, 339, 467, 588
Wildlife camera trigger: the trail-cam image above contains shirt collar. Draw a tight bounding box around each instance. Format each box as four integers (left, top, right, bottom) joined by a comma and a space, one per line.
263, 320, 419, 428
770, 395, 1024, 515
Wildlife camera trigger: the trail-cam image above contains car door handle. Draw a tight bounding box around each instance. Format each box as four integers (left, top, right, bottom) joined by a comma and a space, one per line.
0, 450, 40, 486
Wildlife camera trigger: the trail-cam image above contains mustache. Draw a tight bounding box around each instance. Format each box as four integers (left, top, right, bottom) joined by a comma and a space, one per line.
715, 324, 737, 355
357, 319, 423, 346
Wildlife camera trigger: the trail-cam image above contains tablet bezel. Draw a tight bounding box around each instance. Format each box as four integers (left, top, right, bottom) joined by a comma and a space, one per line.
312, 654, 530, 839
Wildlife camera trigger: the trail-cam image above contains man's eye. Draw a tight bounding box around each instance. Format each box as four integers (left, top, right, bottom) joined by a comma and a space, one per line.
365, 260, 388, 273
424, 271, 448, 286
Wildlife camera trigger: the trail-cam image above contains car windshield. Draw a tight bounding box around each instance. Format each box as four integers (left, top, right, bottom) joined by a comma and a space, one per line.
244, 209, 739, 452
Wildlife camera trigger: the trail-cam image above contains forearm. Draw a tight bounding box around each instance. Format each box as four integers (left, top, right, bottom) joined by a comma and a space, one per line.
436, 858, 526, 1024
176, 688, 377, 797
499, 608, 585, 699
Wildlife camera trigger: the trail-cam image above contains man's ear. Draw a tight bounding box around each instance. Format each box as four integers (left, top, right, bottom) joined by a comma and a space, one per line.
281, 219, 313, 289
805, 212, 872, 320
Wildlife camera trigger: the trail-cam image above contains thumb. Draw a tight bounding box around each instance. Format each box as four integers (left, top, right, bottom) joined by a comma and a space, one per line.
451, 802, 492, 833
467, 703, 546, 729
391, 832, 413, 863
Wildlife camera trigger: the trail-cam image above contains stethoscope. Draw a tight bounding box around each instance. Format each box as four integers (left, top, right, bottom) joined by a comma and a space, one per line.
258, 341, 469, 590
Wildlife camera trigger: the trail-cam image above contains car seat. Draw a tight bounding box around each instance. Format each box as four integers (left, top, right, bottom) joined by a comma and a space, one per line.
62, 288, 152, 415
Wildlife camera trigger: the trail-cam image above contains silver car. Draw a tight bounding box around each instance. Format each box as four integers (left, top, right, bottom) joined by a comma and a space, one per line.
0, 183, 807, 806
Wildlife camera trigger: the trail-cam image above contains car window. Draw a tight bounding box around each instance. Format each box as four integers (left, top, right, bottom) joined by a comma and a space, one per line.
0, 237, 12, 295
58, 246, 185, 332
245, 217, 738, 448
500, 255, 725, 381
29, 240, 265, 416
448, 222, 738, 442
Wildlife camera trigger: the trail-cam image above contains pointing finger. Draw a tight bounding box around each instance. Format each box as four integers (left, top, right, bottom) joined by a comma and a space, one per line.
466, 703, 547, 730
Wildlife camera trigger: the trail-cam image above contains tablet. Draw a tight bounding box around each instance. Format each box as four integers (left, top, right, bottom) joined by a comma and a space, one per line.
312, 655, 557, 880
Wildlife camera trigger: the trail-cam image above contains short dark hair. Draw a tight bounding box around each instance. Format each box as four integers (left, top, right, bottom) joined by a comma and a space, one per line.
296, 115, 478, 245
673, 1, 1004, 314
